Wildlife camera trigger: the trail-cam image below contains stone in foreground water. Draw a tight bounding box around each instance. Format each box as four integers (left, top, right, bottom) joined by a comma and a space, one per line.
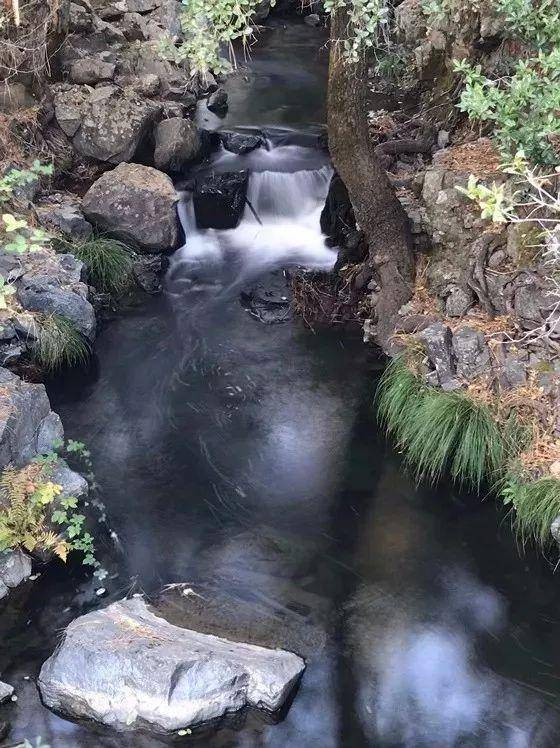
38, 597, 305, 734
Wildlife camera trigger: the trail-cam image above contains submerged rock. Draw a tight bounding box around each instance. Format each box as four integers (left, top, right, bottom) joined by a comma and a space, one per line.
193, 171, 248, 230
221, 131, 265, 155
240, 270, 292, 324
82, 163, 179, 251
38, 597, 305, 733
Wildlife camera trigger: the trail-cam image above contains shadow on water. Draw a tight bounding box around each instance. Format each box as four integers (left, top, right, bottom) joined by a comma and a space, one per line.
2, 16, 560, 748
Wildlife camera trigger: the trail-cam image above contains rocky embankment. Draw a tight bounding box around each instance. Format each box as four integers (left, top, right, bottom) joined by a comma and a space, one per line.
321, 0, 560, 519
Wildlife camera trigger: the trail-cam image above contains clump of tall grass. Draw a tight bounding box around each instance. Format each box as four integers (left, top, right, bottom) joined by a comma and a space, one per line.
33, 314, 90, 372
377, 358, 506, 490
501, 474, 560, 548
54, 235, 134, 295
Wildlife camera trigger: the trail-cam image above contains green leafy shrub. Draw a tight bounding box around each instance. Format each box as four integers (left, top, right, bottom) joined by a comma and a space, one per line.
161, 0, 270, 75
33, 314, 90, 372
451, 0, 560, 166
377, 358, 506, 489
454, 53, 560, 165
54, 235, 134, 295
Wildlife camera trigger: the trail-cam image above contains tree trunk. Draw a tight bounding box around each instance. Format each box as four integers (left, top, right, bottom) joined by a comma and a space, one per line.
327, 9, 415, 349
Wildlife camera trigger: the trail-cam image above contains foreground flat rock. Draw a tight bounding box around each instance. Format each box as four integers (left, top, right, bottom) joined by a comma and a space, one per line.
38, 597, 305, 733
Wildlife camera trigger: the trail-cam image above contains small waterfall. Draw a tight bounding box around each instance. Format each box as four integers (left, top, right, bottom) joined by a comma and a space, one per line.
171, 143, 337, 285
245, 165, 332, 222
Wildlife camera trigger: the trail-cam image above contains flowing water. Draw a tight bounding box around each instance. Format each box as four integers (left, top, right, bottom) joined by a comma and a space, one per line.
2, 17, 560, 748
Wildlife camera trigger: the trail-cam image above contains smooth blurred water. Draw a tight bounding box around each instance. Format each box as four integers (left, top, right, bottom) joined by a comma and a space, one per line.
2, 17, 560, 748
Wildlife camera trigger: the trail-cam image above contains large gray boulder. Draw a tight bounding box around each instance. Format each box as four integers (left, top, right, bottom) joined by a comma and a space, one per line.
53, 84, 160, 164
38, 597, 305, 733
0, 367, 64, 468
83, 163, 179, 251
154, 117, 201, 172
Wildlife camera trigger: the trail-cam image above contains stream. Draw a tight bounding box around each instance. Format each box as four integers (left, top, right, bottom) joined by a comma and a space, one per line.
2, 17, 560, 748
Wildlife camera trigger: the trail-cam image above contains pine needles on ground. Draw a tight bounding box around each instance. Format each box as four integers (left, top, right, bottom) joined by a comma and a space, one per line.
33, 314, 90, 372
55, 235, 134, 295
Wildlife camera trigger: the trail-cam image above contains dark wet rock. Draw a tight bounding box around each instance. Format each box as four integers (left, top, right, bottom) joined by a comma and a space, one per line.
304, 13, 321, 26
82, 163, 179, 252
221, 131, 265, 155
0, 367, 65, 467
69, 57, 116, 84
321, 172, 355, 244
38, 597, 305, 733
418, 322, 459, 390
36, 193, 93, 241
154, 117, 201, 172
452, 327, 490, 380
240, 270, 292, 324
132, 254, 166, 294
193, 170, 248, 230
0, 550, 32, 601
207, 88, 228, 114
17, 274, 96, 340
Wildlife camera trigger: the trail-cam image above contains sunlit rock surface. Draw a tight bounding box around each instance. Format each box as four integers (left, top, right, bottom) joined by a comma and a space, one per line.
38, 597, 305, 733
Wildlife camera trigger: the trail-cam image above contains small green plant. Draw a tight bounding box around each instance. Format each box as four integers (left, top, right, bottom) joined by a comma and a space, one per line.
377, 358, 507, 489
33, 314, 90, 372
0, 161, 53, 254
0, 462, 68, 560
454, 53, 560, 165
325, 0, 392, 64
0, 161, 52, 203
161, 0, 272, 76
54, 235, 135, 295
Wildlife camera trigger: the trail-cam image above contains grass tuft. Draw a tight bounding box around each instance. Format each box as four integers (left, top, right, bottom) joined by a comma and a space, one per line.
55, 235, 134, 295
503, 476, 560, 547
33, 314, 90, 372
377, 358, 505, 490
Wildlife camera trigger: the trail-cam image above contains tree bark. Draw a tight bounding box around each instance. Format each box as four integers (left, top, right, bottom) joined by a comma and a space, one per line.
327, 9, 415, 349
